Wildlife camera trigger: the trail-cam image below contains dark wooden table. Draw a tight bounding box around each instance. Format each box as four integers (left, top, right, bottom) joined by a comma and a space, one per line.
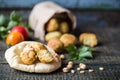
0, 9, 120, 80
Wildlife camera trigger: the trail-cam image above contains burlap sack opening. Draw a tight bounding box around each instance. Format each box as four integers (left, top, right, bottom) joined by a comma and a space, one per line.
29, 1, 76, 41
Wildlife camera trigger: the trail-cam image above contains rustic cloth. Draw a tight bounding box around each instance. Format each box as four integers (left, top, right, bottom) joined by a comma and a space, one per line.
29, 1, 76, 41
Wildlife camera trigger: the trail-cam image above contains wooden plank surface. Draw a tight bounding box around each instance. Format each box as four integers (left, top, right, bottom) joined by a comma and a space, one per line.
0, 9, 120, 80
0, 27, 120, 80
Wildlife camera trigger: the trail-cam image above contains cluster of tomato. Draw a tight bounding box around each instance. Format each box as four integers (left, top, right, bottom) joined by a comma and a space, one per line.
6, 26, 29, 46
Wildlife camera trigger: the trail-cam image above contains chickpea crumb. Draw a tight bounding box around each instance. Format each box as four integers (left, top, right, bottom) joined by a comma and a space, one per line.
71, 69, 75, 74
60, 54, 65, 59
99, 67, 104, 71
88, 69, 94, 72
79, 63, 86, 70
77, 67, 81, 71
68, 61, 73, 65
80, 70, 85, 74
63, 67, 69, 73
67, 64, 73, 69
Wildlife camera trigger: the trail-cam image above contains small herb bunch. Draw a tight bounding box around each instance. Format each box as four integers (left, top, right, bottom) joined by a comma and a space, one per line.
0, 11, 32, 39
66, 45, 94, 62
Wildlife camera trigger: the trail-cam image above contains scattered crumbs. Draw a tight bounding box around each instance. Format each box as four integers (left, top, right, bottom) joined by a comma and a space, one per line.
80, 70, 85, 74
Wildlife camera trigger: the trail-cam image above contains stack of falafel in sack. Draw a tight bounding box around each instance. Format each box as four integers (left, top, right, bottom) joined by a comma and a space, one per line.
29, 1, 98, 52
29, 1, 77, 52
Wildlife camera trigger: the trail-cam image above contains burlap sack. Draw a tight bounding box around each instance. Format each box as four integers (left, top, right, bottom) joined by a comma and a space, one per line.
29, 1, 76, 41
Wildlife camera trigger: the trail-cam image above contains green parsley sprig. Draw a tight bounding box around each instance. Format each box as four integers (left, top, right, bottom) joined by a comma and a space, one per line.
66, 45, 94, 62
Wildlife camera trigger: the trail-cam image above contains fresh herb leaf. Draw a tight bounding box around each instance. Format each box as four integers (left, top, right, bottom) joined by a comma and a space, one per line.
79, 51, 93, 58
10, 11, 22, 21
0, 31, 7, 39
7, 21, 18, 30
78, 46, 93, 58
66, 45, 94, 62
0, 26, 6, 32
78, 46, 90, 52
70, 55, 77, 60
0, 14, 6, 26
66, 45, 78, 60
78, 58, 86, 62
66, 45, 77, 54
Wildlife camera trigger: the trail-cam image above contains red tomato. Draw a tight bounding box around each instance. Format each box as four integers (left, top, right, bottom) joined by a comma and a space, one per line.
11, 26, 29, 40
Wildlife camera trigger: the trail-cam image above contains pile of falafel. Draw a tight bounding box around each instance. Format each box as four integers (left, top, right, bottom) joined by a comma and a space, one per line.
45, 13, 98, 52
20, 43, 59, 65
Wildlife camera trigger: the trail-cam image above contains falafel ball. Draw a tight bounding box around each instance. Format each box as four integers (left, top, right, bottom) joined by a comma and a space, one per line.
37, 50, 53, 63
47, 38, 63, 52
20, 46, 37, 65
45, 31, 62, 41
79, 33, 98, 47
60, 34, 77, 47
46, 18, 59, 32
59, 22, 69, 33
32, 43, 47, 52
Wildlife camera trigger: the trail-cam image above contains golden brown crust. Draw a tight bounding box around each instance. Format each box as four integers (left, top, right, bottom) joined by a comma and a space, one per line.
46, 18, 59, 32
31, 43, 47, 52
59, 22, 69, 33
79, 33, 98, 47
20, 50, 37, 65
60, 34, 77, 47
45, 31, 62, 41
47, 38, 63, 52
37, 50, 53, 63
20, 43, 54, 64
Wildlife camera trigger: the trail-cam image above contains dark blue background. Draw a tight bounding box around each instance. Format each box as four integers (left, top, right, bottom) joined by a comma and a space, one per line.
0, 0, 120, 9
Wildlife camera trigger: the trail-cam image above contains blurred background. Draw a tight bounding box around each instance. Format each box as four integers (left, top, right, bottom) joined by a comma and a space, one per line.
0, 0, 120, 9
0, 0, 120, 28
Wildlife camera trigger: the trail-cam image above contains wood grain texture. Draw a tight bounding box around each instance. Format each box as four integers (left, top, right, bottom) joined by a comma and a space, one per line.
0, 9, 120, 80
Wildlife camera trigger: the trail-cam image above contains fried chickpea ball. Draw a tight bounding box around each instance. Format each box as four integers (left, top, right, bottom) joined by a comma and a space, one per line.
45, 31, 62, 41
79, 33, 98, 47
32, 43, 47, 52
47, 38, 63, 52
46, 18, 59, 32
20, 46, 37, 65
60, 34, 77, 47
59, 22, 69, 33
37, 50, 53, 63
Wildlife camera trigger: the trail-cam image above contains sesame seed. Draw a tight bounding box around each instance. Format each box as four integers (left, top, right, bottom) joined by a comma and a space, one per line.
80, 70, 85, 74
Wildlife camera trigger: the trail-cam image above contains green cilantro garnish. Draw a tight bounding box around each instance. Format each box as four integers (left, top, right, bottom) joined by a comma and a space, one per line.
66, 45, 94, 62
